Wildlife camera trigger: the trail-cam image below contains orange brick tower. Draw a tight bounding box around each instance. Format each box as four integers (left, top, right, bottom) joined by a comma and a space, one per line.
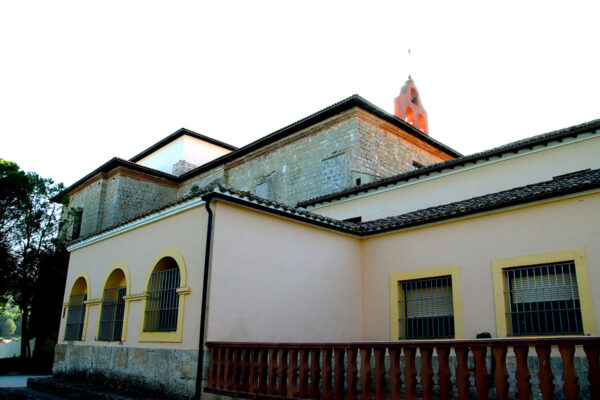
394, 76, 429, 135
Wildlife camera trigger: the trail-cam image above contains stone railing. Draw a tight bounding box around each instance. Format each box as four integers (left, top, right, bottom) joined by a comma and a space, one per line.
205, 337, 600, 399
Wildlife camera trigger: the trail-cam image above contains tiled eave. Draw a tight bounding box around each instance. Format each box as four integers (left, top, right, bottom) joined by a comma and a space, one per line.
67, 168, 600, 251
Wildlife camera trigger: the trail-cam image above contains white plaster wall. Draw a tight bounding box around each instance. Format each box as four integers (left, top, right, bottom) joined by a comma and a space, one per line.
136, 136, 232, 175
58, 206, 208, 349
361, 192, 600, 341
312, 133, 600, 222
206, 202, 363, 342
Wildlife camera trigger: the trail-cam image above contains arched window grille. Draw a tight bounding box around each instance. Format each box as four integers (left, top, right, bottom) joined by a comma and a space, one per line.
144, 261, 181, 332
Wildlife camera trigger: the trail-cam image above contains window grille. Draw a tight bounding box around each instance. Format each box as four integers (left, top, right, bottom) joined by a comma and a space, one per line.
505, 261, 583, 336
144, 268, 180, 332
98, 286, 126, 341
65, 294, 86, 340
399, 276, 454, 339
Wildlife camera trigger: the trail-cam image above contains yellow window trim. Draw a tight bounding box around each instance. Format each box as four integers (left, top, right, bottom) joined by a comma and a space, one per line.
63, 271, 92, 342
390, 265, 463, 340
95, 261, 132, 342
492, 249, 595, 338
138, 248, 189, 343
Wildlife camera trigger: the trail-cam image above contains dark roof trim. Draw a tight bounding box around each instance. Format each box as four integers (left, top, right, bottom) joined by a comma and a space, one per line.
299, 118, 600, 207
129, 128, 238, 162
202, 191, 357, 236
176, 94, 462, 180
66, 168, 600, 248
356, 167, 600, 235
52, 157, 177, 202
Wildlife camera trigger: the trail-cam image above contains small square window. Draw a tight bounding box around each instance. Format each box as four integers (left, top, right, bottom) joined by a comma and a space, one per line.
412, 161, 424, 171
398, 276, 454, 339
504, 262, 583, 336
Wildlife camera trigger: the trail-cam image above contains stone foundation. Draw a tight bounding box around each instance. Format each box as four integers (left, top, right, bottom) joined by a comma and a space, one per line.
53, 344, 198, 399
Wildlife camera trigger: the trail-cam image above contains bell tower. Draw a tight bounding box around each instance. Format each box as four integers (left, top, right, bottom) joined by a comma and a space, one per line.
394, 76, 429, 135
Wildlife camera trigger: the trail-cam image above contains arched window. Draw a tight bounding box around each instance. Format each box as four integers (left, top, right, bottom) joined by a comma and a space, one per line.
406, 107, 415, 126
417, 114, 426, 132
410, 88, 419, 105
144, 257, 181, 332
65, 277, 88, 341
98, 268, 127, 341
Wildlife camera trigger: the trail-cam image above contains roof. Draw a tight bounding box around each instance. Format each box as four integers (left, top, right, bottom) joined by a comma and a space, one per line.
68, 167, 600, 248
299, 117, 600, 207
129, 128, 238, 162
53, 157, 178, 202
173, 94, 461, 180
59, 95, 462, 201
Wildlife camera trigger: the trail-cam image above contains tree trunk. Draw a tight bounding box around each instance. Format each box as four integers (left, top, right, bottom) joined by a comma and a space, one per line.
20, 303, 29, 359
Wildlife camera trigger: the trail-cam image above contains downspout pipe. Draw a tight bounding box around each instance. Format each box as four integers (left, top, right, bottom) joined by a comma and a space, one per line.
195, 199, 214, 399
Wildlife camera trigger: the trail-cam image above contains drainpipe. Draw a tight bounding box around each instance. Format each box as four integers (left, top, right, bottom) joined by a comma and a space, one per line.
195, 199, 214, 399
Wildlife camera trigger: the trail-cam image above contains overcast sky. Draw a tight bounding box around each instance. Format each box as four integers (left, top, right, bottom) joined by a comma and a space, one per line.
1, 1, 598, 187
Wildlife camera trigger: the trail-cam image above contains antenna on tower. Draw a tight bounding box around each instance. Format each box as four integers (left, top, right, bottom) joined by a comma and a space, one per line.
407, 48, 412, 80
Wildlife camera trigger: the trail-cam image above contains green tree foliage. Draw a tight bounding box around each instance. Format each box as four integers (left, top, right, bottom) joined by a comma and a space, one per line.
0, 159, 67, 359
0, 316, 17, 338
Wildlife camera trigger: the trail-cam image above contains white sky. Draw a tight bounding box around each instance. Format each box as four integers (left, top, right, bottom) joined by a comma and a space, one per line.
1, 1, 598, 187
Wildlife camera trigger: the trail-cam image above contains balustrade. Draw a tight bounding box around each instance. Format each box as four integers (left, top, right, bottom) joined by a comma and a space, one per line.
205, 337, 600, 399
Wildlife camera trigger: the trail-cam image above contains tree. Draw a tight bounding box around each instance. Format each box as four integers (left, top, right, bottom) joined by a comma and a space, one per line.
0, 159, 66, 359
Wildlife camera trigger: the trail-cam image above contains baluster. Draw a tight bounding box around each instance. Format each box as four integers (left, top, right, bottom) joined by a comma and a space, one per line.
333, 348, 346, 400
584, 344, 600, 399
208, 347, 217, 389
288, 349, 300, 398
347, 347, 359, 399
404, 346, 417, 400
299, 349, 310, 397
278, 348, 289, 396
310, 348, 322, 398
359, 347, 373, 400
230, 348, 239, 390
388, 347, 403, 400
492, 346, 509, 400
268, 348, 278, 394
535, 345, 554, 400
218, 347, 226, 389
420, 346, 434, 400
240, 348, 250, 392
373, 348, 386, 400
455, 346, 470, 400
558, 345, 579, 400
436, 347, 451, 400
249, 348, 259, 393
322, 348, 333, 400
514, 345, 531, 400
472, 345, 489, 400
258, 348, 269, 393
226, 348, 235, 389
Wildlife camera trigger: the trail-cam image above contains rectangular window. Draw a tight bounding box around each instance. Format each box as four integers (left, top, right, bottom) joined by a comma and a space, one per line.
72, 210, 83, 239
98, 286, 126, 341
399, 276, 454, 339
505, 261, 583, 336
412, 161, 424, 171
144, 268, 180, 332
64, 294, 86, 341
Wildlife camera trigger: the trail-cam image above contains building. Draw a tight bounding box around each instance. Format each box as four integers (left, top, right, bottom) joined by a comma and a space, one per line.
52, 80, 600, 399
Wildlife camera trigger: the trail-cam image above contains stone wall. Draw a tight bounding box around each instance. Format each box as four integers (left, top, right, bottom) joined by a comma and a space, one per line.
67, 176, 106, 238
53, 344, 198, 399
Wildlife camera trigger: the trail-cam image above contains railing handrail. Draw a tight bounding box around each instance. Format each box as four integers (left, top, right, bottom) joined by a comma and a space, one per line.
207, 336, 600, 348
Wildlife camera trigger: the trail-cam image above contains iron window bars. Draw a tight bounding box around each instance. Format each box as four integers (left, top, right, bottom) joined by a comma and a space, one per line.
505, 261, 583, 336
144, 268, 180, 332
98, 286, 126, 341
65, 294, 87, 340
399, 276, 454, 339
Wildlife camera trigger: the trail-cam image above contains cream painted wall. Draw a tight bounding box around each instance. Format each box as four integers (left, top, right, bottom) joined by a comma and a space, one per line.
206, 201, 363, 342
58, 206, 208, 349
137, 135, 231, 174
313, 134, 600, 222
361, 192, 600, 340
